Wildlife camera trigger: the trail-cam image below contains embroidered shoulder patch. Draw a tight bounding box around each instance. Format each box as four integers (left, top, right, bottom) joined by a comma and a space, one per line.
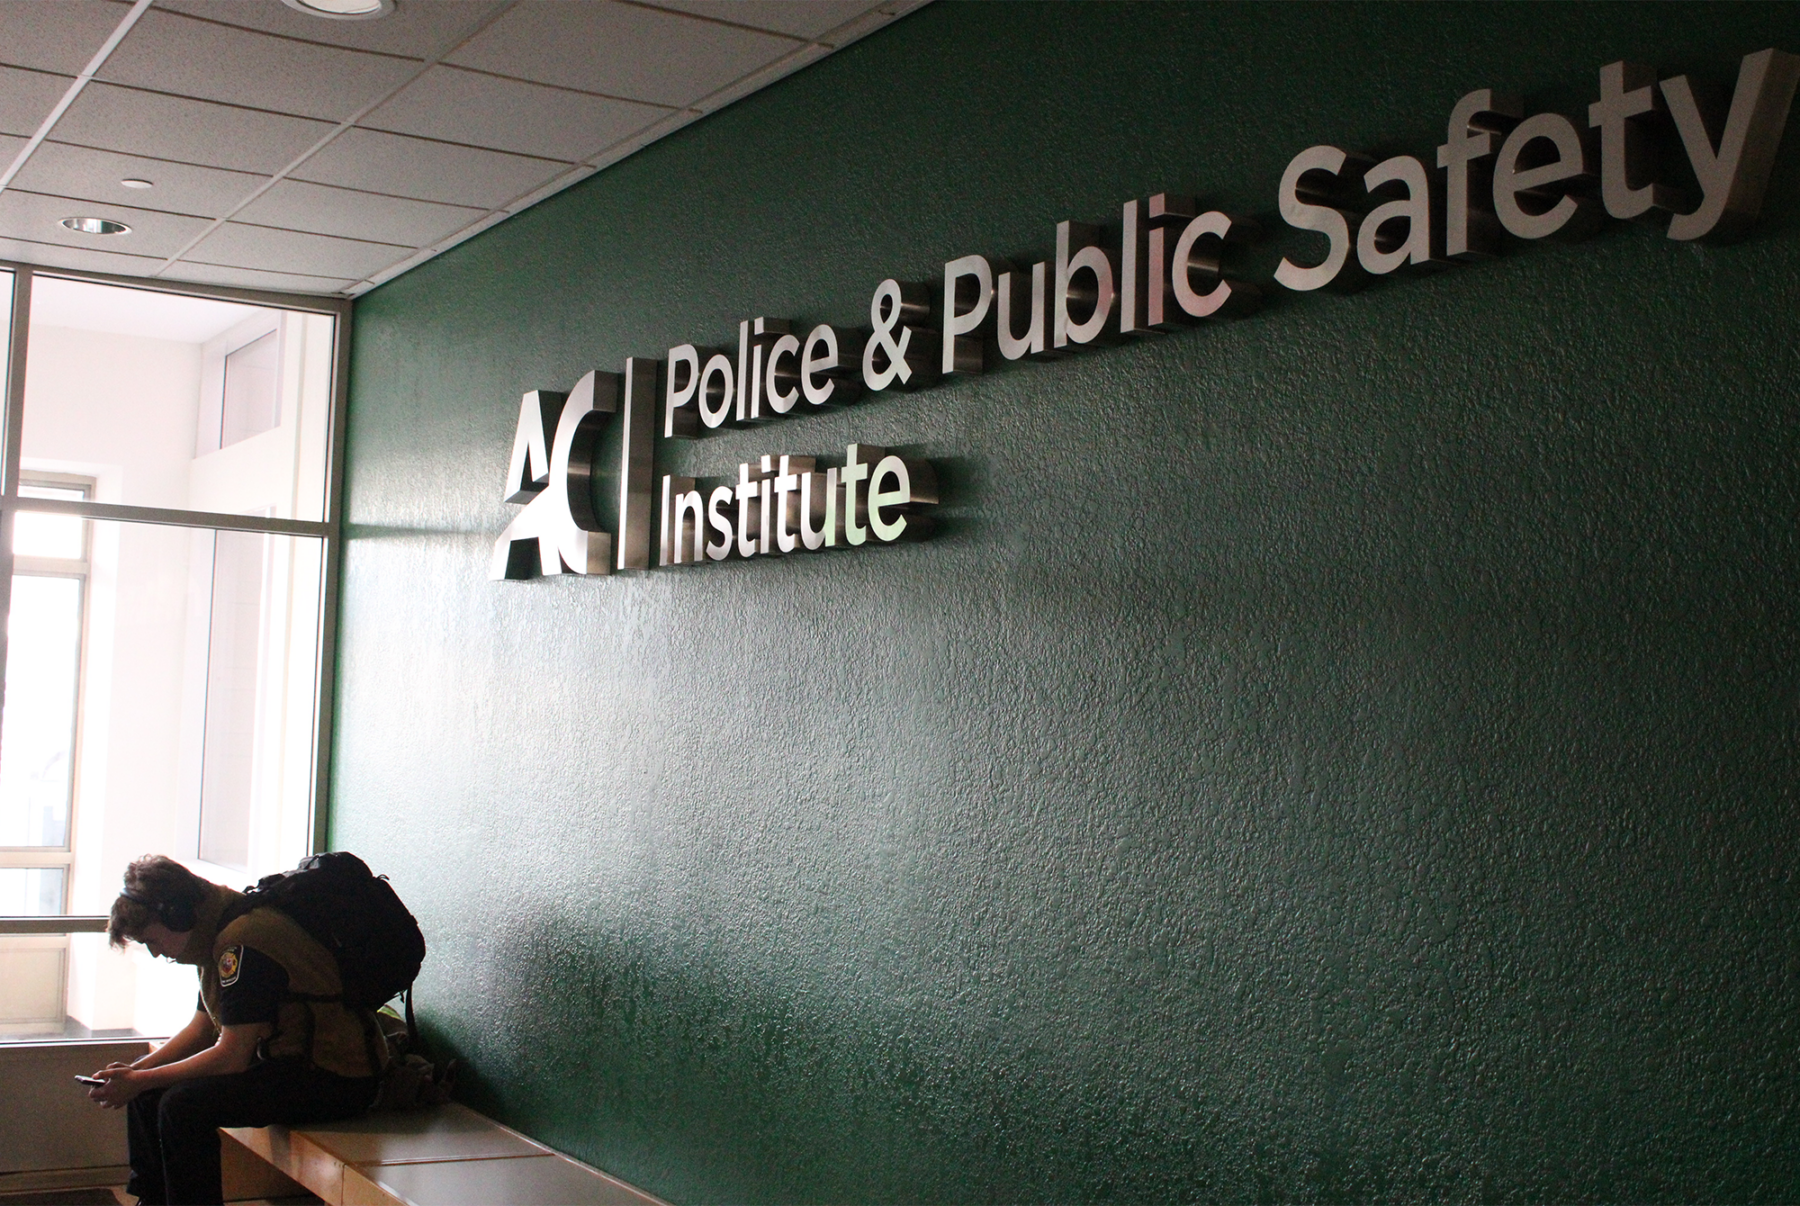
218, 945, 242, 987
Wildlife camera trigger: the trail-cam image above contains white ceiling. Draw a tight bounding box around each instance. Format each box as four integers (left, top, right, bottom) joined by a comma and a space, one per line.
0, 0, 924, 297
31, 273, 262, 341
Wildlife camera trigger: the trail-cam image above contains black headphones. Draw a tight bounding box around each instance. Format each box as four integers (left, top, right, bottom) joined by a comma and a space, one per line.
122, 887, 198, 933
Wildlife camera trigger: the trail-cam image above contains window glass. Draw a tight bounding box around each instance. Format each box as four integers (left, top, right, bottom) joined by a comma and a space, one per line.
0, 520, 323, 1042
3, 520, 328, 888
0, 932, 185, 1041
0, 575, 83, 848
14, 484, 87, 560
0, 937, 69, 1035
0, 269, 335, 1046
199, 529, 271, 869
221, 331, 280, 448
0, 867, 65, 915
23, 277, 334, 523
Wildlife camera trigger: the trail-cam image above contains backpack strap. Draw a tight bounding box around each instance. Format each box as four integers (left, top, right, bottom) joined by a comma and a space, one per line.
229, 899, 383, 1080
357, 1005, 390, 1082
216, 894, 256, 934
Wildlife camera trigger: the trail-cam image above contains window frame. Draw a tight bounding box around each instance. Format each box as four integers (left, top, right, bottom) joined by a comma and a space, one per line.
0, 263, 352, 932
202, 310, 285, 458
0, 474, 96, 893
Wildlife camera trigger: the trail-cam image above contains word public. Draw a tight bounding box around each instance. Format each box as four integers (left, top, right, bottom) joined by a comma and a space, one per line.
492, 48, 1795, 581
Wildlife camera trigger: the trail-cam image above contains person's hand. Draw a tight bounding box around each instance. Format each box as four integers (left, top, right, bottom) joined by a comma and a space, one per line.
88, 1068, 143, 1109
100, 1060, 134, 1073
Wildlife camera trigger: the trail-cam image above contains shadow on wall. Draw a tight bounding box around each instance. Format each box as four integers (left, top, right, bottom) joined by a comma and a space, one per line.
335, 2, 1800, 1203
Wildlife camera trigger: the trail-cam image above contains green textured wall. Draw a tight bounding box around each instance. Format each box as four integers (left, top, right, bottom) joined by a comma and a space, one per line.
334, 4, 1800, 1201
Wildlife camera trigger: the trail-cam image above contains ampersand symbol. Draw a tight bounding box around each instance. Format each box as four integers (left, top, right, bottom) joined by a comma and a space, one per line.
862, 278, 924, 391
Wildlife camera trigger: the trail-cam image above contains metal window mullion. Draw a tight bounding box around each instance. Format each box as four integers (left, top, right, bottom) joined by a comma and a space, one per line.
0, 496, 330, 538
62, 533, 92, 916
4, 268, 30, 498
12, 557, 87, 576
0, 268, 32, 774
0, 257, 342, 317
309, 298, 353, 856
0, 849, 73, 866
0, 916, 107, 935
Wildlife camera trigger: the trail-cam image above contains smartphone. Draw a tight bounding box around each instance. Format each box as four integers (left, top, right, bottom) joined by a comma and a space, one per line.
74, 1074, 108, 1087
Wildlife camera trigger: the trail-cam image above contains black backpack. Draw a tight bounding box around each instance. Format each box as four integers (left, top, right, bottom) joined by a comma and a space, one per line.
229, 851, 427, 1031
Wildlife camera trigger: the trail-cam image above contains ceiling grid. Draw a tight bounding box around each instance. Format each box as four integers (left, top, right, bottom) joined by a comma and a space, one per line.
0, 0, 924, 296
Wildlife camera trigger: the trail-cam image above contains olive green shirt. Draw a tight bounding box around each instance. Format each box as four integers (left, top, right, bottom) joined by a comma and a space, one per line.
188, 886, 381, 1080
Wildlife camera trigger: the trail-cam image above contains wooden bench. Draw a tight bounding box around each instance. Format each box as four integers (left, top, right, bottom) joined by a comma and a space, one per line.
220, 1103, 666, 1206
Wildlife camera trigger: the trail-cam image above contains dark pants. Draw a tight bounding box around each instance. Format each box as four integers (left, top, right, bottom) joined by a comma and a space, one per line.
125, 1060, 376, 1205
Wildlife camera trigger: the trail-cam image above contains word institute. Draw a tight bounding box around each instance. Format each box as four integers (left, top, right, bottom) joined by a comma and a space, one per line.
492, 48, 1796, 581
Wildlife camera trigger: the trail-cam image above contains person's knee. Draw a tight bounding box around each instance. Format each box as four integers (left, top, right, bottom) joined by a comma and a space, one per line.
128, 1087, 162, 1120
156, 1082, 215, 1134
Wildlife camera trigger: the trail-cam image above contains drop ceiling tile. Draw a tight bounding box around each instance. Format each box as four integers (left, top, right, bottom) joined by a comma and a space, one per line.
155, 0, 507, 60
234, 179, 485, 247
97, 9, 420, 124
53, 83, 336, 175
0, 236, 164, 280
293, 127, 565, 209
0, 134, 27, 169
0, 1, 126, 75
158, 260, 356, 295
186, 221, 411, 279
0, 191, 214, 259
648, 1, 876, 40
447, 1, 798, 108
363, 66, 668, 163
0, 66, 74, 139
16, 144, 267, 219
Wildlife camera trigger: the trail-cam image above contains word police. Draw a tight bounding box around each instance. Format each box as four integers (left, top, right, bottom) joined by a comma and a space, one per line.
493, 49, 1795, 581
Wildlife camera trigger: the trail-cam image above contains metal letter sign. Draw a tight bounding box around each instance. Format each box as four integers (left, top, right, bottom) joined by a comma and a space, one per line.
492, 47, 1798, 584
490, 359, 655, 579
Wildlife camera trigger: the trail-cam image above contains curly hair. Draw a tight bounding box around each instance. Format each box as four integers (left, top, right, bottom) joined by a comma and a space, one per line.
107, 855, 212, 949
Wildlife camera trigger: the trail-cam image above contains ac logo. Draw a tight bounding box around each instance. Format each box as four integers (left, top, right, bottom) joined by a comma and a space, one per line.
489, 359, 655, 579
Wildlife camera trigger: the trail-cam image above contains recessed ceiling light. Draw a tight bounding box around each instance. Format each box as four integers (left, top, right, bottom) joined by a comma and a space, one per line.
279, 0, 393, 18
119, 178, 154, 189
60, 217, 130, 236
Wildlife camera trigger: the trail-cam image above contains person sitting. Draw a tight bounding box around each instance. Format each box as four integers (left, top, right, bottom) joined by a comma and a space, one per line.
89, 855, 381, 1206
